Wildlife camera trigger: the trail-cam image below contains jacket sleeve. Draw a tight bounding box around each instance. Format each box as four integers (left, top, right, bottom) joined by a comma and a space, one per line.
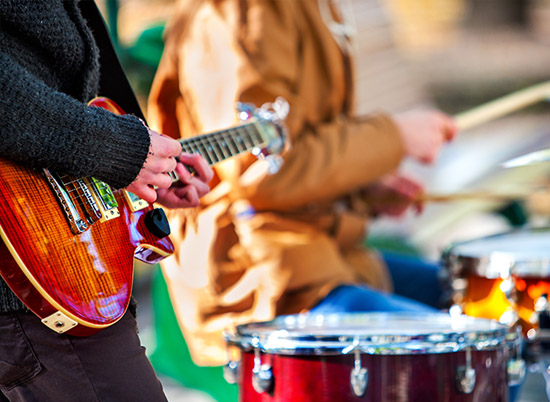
150, 0, 404, 210
246, 114, 404, 210
0, 52, 150, 189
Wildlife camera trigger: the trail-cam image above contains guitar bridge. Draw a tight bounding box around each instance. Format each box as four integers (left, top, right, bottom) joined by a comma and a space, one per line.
44, 169, 88, 234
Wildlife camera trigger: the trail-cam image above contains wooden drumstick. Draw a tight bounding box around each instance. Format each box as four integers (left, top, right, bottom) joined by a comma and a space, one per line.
416, 191, 531, 203
414, 83, 550, 203
454, 81, 550, 131
363, 84, 550, 207
361, 190, 531, 205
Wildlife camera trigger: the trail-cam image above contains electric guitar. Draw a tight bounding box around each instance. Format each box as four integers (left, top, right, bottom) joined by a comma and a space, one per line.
0, 97, 287, 336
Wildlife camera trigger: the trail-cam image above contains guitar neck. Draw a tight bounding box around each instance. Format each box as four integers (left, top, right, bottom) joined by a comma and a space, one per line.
179, 119, 267, 166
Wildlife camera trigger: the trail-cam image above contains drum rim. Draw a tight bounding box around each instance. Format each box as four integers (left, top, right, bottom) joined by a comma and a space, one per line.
442, 227, 550, 278
225, 312, 516, 356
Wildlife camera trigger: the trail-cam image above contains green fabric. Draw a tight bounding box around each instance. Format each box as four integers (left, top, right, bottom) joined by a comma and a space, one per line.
103, 1, 165, 96
365, 234, 423, 257
150, 269, 239, 402
119, 24, 165, 97
127, 25, 166, 68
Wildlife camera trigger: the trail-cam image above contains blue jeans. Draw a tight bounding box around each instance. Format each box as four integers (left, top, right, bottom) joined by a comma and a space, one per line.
311, 252, 442, 314
382, 252, 443, 308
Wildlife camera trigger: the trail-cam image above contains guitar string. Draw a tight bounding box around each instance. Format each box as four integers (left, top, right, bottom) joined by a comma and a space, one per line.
191, 122, 264, 164
58, 123, 266, 199
182, 123, 264, 159
188, 129, 252, 159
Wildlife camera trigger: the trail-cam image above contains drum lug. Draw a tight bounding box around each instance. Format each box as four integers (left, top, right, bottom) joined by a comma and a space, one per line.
499, 308, 519, 327
350, 349, 368, 397
252, 364, 273, 394
507, 358, 526, 386
500, 278, 517, 302
534, 294, 550, 328
450, 278, 468, 306
455, 349, 476, 394
507, 332, 526, 386
251, 341, 274, 394
455, 367, 476, 394
499, 277, 519, 327
535, 294, 549, 315
223, 360, 240, 384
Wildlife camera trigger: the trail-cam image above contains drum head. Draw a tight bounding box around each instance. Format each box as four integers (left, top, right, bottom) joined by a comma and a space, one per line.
443, 228, 550, 277
225, 312, 512, 356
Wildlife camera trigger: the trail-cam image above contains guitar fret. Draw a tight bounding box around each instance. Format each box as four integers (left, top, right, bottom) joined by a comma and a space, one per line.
250, 124, 264, 147
186, 139, 209, 161
206, 134, 223, 163
196, 144, 215, 165
239, 126, 254, 149
181, 142, 194, 154
177, 118, 278, 169
222, 130, 240, 156
206, 137, 221, 164
218, 127, 246, 154
215, 132, 232, 159
232, 131, 246, 153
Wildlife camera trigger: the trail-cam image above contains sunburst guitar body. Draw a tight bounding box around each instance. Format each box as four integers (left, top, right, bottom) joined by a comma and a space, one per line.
0, 98, 174, 336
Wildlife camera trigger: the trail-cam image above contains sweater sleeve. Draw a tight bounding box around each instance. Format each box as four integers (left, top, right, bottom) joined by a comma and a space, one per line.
0, 52, 150, 189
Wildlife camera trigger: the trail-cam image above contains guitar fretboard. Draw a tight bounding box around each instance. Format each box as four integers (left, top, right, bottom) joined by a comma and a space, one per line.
179, 120, 265, 166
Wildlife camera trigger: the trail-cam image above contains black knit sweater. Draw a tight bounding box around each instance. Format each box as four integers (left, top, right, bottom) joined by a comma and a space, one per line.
0, 0, 151, 312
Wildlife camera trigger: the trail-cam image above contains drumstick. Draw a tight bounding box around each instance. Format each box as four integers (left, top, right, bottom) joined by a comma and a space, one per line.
361, 190, 531, 206
416, 191, 531, 203
419, 83, 550, 204
454, 81, 550, 131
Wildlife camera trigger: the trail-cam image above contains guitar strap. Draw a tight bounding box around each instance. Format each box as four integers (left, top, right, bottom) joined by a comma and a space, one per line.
79, 1, 147, 122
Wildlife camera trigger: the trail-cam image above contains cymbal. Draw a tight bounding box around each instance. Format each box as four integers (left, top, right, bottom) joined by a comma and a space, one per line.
501, 148, 550, 168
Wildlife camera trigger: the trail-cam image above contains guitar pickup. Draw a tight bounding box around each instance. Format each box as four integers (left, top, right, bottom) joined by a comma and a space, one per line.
87, 178, 120, 222
122, 190, 148, 212
74, 178, 102, 224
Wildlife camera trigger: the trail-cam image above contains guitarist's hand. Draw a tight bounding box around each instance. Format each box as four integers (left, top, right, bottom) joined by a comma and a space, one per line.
126, 129, 183, 203
156, 153, 214, 209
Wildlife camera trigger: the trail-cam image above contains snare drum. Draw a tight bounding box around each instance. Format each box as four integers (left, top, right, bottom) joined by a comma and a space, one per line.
224, 313, 520, 401
442, 228, 550, 338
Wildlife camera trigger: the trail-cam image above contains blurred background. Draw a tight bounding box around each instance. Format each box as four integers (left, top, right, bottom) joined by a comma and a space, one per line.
96, 0, 549, 401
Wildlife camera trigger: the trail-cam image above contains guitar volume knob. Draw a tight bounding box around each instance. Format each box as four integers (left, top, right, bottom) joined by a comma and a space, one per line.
144, 208, 171, 238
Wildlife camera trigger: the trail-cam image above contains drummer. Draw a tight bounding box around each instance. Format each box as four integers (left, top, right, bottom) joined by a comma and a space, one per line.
148, 0, 458, 370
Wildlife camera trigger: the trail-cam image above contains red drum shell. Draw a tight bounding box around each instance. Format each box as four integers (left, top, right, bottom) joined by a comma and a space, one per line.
238, 349, 508, 402
228, 313, 514, 402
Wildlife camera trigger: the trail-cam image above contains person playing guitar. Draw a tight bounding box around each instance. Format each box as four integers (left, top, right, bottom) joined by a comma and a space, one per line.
0, 1, 213, 401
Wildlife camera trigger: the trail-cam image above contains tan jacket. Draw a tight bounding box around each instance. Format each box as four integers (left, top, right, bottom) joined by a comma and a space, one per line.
148, 0, 405, 366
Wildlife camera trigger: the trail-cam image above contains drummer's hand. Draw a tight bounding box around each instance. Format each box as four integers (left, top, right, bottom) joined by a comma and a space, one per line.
362, 173, 425, 217
126, 128, 182, 203
155, 153, 214, 209
393, 110, 458, 164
